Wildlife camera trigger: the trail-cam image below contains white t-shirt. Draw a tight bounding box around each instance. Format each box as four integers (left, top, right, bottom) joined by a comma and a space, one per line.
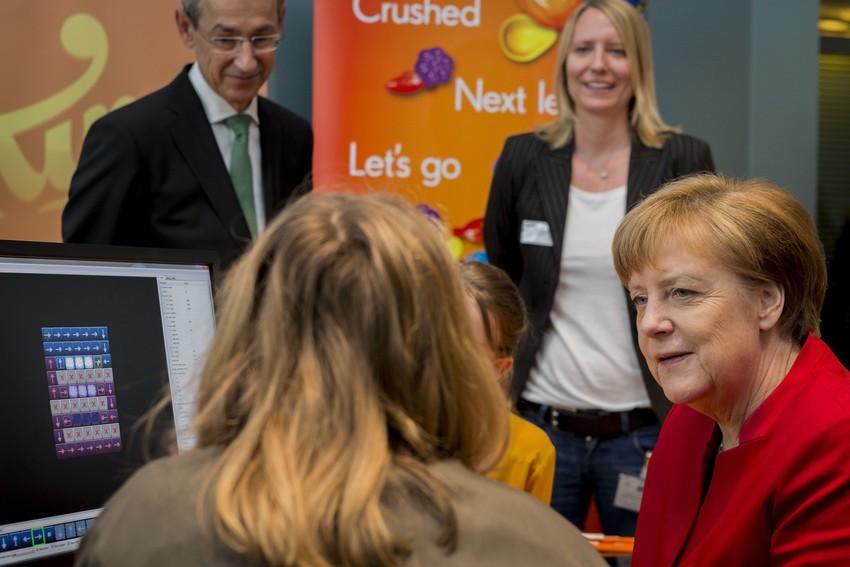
522, 185, 649, 411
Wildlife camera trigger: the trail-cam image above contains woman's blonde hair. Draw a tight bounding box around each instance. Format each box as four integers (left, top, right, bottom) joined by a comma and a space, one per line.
612, 174, 827, 345
193, 192, 508, 566
536, 0, 677, 150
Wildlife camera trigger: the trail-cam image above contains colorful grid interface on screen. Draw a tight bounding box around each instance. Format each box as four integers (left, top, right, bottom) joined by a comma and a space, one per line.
42, 326, 122, 459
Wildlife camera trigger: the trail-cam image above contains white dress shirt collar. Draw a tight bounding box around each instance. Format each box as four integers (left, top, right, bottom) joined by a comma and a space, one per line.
188, 63, 259, 125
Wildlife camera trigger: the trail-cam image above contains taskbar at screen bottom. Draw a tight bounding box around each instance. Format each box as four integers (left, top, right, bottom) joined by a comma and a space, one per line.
0, 510, 100, 566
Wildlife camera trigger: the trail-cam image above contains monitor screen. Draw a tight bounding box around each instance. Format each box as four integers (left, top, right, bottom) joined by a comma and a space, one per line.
0, 240, 218, 566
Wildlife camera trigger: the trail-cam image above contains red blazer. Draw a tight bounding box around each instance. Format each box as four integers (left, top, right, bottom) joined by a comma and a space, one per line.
632, 336, 850, 567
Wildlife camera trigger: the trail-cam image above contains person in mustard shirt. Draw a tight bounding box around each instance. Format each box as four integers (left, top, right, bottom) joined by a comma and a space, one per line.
460, 261, 556, 505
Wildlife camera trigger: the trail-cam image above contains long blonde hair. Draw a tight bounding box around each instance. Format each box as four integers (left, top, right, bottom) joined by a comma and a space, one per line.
192, 192, 508, 566
536, 0, 677, 150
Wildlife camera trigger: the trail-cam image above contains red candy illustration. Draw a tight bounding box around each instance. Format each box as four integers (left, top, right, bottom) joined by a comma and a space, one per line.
386, 47, 455, 95
386, 70, 424, 94
453, 218, 483, 244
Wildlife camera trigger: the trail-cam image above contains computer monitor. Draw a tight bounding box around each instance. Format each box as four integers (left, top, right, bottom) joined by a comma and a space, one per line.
0, 240, 219, 566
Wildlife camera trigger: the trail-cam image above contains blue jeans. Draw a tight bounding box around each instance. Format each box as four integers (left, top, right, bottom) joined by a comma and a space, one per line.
521, 410, 660, 537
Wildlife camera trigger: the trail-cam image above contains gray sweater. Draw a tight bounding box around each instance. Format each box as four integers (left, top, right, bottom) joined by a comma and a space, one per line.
75, 448, 606, 566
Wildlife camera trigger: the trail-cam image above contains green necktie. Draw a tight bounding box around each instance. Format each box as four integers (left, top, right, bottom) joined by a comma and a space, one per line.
225, 113, 257, 239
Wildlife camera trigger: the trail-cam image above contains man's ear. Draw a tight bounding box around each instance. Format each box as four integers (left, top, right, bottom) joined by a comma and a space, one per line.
758, 282, 785, 331
175, 9, 195, 49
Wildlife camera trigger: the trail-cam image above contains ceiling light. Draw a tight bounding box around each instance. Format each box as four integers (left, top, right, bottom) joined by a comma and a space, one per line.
819, 18, 850, 33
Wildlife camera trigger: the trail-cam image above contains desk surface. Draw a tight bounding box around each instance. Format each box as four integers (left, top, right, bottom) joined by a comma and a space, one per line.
583, 534, 635, 557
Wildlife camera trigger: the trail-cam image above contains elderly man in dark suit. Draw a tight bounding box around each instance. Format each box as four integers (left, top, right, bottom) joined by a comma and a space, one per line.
62, 0, 312, 267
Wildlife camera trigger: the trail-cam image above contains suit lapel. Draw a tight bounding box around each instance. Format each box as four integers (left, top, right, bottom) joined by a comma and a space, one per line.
664, 413, 722, 566
537, 142, 573, 264
165, 67, 251, 239
535, 135, 662, 264
626, 133, 665, 210
257, 99, 280, 215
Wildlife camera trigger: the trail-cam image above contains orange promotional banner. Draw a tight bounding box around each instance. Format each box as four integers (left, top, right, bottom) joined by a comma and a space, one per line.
313, 0, 585, 258
0, 1, 188, 242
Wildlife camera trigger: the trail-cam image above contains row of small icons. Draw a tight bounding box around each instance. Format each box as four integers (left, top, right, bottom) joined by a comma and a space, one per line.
42, 327, 108, 341
0, 518, 94, 553
45, 354, 112, 371
43, 342, 110, 355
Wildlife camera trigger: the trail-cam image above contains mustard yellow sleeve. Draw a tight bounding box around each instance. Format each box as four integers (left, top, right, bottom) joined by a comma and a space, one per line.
489, 414, 556, 505
525, 437, 555, 505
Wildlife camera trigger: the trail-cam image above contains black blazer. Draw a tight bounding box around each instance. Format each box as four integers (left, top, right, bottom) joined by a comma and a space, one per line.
484, 131, 714, 421
62, 65, 313, 267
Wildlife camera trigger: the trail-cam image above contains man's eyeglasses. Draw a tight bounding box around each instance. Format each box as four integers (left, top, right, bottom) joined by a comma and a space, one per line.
196, 29, 282, 53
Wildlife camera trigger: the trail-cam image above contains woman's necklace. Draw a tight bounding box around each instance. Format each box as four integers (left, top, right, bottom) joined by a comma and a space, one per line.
575, 153, 611, 179
575, 144, 628, 180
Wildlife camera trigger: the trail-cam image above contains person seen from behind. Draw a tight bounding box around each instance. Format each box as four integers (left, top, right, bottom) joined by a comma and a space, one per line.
75, 192, 607, 567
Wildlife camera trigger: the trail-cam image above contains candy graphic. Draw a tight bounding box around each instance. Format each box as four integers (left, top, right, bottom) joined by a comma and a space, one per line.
416, 203, 443, 223
414, 47, 455, 87
453, 218, 484, 244
386, 47, 455, 95
499, 14, 559, 63
626, 0, 649, 16
448, 236, 464, 260
386, 70, 424, 94
465, 250, 489, 264
514, 0, 581, 29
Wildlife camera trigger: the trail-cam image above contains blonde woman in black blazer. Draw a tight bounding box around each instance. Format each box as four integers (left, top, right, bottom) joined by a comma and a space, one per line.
484, 0, 713, 538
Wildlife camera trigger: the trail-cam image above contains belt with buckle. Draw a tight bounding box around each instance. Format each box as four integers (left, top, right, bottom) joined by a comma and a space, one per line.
516, 399, 658, 439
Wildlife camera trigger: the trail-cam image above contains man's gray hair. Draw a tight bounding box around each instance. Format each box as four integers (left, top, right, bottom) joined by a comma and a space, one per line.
181, 0, 286, 27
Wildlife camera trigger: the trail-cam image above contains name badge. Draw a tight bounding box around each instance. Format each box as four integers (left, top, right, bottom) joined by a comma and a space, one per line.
519, 220, 554, 247
613, 451, 651, 513
613, 473, 644, 513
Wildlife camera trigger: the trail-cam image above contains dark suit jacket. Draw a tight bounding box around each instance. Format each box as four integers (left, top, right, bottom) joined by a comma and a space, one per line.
484, 131, 714, 421
62, 65, 313, 267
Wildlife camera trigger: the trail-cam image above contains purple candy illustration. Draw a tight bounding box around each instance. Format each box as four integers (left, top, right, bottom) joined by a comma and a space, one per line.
386, 47, 455, 95
413, 47, 455, 88
416, 203, 443, 222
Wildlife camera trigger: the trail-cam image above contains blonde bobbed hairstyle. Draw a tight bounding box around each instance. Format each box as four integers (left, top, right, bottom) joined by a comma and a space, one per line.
536, 0, 677, 150
612, 174, 827, 345
193, 192, 508, 566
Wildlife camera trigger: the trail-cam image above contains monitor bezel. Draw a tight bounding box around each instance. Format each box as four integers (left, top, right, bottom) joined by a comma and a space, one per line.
0, 240, 220, 275
0, 239, 219, 566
